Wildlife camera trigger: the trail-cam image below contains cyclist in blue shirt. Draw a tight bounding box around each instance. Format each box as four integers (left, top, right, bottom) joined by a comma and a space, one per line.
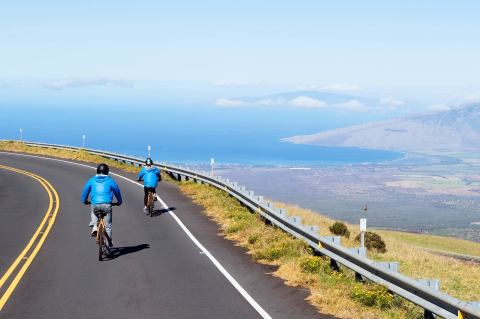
81, 163, 122, 244
138, 158, 161, 213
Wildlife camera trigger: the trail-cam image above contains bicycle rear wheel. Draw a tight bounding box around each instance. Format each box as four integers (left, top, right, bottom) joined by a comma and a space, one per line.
98, 223, 104, 261
148, 192, 154, 217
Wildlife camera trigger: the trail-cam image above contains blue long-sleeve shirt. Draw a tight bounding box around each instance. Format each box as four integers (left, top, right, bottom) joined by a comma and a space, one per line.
81, 174, 122, 205
138, 166, 161, 188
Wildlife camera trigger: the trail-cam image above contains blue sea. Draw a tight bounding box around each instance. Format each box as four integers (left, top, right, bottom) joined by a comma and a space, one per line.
0, 104, 402, 166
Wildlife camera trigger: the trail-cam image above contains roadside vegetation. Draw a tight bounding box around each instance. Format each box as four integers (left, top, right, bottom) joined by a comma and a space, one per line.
2, 141, 479, 318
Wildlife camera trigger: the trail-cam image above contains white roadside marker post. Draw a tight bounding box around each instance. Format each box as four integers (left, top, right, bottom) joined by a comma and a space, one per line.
19, 128, 23, 141
148, 145, 151, 158
82, 134, 86, 148
360, 218, 367, 249
210, 158, 215, 175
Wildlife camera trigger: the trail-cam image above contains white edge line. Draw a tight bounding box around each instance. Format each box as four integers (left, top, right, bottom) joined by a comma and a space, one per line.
0, 151, 272, 319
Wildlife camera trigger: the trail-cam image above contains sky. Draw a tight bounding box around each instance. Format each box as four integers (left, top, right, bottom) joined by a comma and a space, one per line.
1, 1, 480, 109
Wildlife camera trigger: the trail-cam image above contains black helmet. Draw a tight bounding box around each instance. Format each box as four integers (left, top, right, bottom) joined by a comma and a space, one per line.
97, 163, 109, 175
146, 158, 153, 165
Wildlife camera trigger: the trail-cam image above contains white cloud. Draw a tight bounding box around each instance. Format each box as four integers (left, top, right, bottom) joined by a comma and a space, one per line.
379, 96, 405, 107
428, 104, 450, 112
298, 83, 360, 92
44, 77, 133, 90
256, 98, 286, 106
336, 100, 369, 112
289, 96, 326, 108
214, 98, 247, 107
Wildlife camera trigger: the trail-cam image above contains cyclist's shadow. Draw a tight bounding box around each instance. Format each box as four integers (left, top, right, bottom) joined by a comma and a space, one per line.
151, 207, 176, 217
106, 244, 150, 260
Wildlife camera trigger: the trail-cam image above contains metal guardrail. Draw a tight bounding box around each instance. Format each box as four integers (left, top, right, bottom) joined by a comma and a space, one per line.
9, 141, 480, 319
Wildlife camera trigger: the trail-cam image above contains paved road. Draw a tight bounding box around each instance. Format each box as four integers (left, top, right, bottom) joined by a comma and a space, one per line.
0, 152, 334, 319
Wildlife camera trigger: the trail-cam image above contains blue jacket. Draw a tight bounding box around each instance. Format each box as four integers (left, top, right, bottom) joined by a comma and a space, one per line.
81, 174, 122, 205
138, 166, 161, 188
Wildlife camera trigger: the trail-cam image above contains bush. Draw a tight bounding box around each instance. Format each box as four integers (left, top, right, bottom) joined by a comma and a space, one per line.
329, 221, 350, 238
355, 231, 386, 253
351, 284, 394, 309
299, 256, 323, 274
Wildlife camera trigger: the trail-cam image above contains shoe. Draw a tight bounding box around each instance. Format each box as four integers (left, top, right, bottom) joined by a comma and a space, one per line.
143, 206, 148, 213
91, 229, 97, 237
89, 221, 94, 227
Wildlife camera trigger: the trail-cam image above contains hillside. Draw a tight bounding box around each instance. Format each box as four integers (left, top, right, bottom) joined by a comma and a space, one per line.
284, 103, 480, 152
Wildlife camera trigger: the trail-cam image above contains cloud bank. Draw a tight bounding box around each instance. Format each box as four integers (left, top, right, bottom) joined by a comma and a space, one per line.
379, 96, 405, 107
44, 77, 133, 90
215, 96, 373, 112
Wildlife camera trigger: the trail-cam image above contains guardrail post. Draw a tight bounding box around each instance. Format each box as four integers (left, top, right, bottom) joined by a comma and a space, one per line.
378, 261, 399, 273
348, 247, 367, 281
256, 196, 264, 203
247, 190, 254, 197
306, 225, 319, 236
320, 236, 342, 271
293, 216, 302, 226
417, 279, 440, 319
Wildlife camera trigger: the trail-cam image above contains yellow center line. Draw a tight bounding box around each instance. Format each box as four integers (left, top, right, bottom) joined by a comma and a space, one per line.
0, 164, 60, 311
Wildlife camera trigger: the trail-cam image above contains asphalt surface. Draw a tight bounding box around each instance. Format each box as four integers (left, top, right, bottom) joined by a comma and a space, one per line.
0, 152, 335, 319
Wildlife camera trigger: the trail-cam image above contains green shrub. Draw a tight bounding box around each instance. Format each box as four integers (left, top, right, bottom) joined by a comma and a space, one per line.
355, 231, 387, 253
351, 284, 394, 309
252, 239, 306, 261
299, 255, 324, 274
329, 221, 350, 238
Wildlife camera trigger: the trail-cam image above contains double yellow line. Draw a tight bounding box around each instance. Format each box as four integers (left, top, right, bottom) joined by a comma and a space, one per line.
0, 164, 60, 311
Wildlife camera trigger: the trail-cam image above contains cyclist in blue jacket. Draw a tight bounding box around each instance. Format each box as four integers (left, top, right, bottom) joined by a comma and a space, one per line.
138, 157, 161, 213
81, 163, 122, 243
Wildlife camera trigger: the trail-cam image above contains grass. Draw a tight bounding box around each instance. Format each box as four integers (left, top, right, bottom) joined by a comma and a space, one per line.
272, 201, 480, 300
177, 181, 424, 319
2, 141, 479, 317
0, 141, 138, 173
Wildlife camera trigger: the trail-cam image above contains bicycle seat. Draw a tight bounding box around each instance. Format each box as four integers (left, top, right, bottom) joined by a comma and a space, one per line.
93, 211, 108, 218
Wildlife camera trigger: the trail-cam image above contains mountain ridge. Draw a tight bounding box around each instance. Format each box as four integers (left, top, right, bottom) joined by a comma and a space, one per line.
283, 103, 480, 152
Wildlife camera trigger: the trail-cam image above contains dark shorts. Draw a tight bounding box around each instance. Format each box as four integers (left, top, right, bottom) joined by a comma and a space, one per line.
144, 186, 156, 194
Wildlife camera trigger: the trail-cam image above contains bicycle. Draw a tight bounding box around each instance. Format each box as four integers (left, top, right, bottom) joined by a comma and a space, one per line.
146, 190, 155, 217
87, 201, 118, 261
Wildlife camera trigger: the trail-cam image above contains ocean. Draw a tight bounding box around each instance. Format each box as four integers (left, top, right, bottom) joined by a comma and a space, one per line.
0, 104, 402, 166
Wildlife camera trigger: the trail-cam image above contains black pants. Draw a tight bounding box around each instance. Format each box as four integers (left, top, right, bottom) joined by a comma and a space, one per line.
144, 187, 156, 206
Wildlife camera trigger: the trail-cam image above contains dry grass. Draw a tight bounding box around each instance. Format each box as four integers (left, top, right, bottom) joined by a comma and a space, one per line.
0, 141, 138, 173
2, 141, 478, 317
178, 181, 423, 319
273, 201, 480, 301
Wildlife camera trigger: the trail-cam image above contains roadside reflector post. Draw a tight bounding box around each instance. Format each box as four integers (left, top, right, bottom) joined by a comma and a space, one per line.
360, 218, 367, 249
210, 158, 215, 175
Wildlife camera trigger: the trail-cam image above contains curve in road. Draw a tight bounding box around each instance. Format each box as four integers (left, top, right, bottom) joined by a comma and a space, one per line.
0, 151, 334, 319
